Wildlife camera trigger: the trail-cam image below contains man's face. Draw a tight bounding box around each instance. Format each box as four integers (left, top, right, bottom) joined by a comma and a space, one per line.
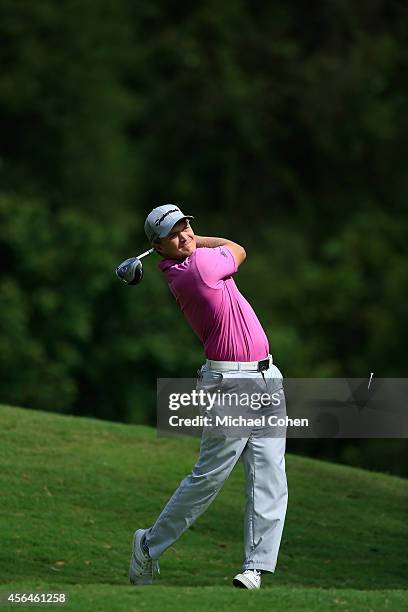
154, 219, 196, 260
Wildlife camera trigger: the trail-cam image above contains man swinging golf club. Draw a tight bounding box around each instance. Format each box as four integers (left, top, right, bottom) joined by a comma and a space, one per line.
122, 204, 288, 589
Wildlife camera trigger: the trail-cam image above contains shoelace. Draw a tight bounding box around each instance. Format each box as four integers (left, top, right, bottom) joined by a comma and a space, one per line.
142, 533, 159, 574
136, 554, 160, 576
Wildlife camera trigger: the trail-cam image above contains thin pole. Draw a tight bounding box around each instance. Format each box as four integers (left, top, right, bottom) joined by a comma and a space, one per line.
137, 248, 155, 260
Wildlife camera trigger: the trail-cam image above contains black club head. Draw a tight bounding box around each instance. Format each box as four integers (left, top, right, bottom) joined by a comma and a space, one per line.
116, 257, 144, 285
115, 248, 154, 286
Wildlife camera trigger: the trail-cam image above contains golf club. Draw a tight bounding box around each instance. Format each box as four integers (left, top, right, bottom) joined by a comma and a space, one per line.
115, 248, 155, 285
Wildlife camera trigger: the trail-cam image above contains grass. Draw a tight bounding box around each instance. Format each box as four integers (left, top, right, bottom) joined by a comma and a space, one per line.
0, 404, 407, 611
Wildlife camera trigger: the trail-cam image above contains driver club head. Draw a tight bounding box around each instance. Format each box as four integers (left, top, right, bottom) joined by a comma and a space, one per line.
115, 248, 154, 286
116, 257, 143, 285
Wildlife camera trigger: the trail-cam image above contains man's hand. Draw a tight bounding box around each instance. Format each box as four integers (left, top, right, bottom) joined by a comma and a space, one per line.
195, 235, 246, 268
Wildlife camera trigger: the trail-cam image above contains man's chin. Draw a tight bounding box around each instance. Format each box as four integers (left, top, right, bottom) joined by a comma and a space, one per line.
170, 243, 196, 259
183, 243, 196, 256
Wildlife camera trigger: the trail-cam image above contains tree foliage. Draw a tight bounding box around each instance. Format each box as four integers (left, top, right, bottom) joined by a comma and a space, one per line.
0, 0, 407, 471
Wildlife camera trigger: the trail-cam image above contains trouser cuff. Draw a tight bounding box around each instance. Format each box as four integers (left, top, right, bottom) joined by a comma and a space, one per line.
243, 562, 276, 574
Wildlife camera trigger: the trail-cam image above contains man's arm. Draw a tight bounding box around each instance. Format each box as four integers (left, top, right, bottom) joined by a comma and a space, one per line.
195, 236, 246, 268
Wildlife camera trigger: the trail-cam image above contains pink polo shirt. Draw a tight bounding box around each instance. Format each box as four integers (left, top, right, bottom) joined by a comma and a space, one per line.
158, 246, 269, 361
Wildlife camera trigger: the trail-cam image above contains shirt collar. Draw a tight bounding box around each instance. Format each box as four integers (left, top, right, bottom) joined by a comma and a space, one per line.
158, 258, 181, 272
158, 252, 195, 272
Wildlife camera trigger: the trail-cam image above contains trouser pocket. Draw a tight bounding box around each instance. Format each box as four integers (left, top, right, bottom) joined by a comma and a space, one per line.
196, 368, 224, 416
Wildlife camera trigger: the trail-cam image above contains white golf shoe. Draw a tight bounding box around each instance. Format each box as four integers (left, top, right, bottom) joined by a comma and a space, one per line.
129, 529, 160, 585
232, 569, 262, 589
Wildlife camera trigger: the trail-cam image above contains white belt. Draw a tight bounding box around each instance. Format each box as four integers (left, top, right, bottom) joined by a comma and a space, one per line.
205, 354, 273, 372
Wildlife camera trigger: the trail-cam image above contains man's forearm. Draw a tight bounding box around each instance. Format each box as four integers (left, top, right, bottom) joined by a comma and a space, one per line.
195, 235, 247, 268
195, 236, 231, 248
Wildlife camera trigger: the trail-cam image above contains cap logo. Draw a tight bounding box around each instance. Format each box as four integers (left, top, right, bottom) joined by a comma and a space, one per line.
154, 208, 180, 227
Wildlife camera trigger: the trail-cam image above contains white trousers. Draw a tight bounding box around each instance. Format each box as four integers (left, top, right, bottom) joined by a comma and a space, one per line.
145, 358, 288, 573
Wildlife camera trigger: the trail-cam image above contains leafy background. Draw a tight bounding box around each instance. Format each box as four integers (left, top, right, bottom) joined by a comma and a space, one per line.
0, 0, 407, 474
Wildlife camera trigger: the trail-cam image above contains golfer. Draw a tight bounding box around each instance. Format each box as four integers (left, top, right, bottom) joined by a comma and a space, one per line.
129, 204, 288, 589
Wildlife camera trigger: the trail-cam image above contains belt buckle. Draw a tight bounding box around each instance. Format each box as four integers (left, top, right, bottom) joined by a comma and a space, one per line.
257, 358, 269, 372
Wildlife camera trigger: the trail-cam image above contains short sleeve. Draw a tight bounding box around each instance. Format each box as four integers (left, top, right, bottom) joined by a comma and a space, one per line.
195, 246, 237, 288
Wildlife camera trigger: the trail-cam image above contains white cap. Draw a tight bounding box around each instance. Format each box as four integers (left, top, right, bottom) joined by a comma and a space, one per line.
144, 204, 194, 243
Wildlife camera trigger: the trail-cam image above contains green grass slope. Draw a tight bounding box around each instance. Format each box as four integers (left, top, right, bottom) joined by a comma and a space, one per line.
0, 405, 407, 611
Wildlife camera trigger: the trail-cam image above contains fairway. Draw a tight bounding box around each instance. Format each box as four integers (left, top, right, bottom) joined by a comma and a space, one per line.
0, 405, 407, 611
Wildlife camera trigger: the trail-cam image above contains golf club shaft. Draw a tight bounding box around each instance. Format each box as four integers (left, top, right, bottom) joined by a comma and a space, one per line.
137, 248, 155, 260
